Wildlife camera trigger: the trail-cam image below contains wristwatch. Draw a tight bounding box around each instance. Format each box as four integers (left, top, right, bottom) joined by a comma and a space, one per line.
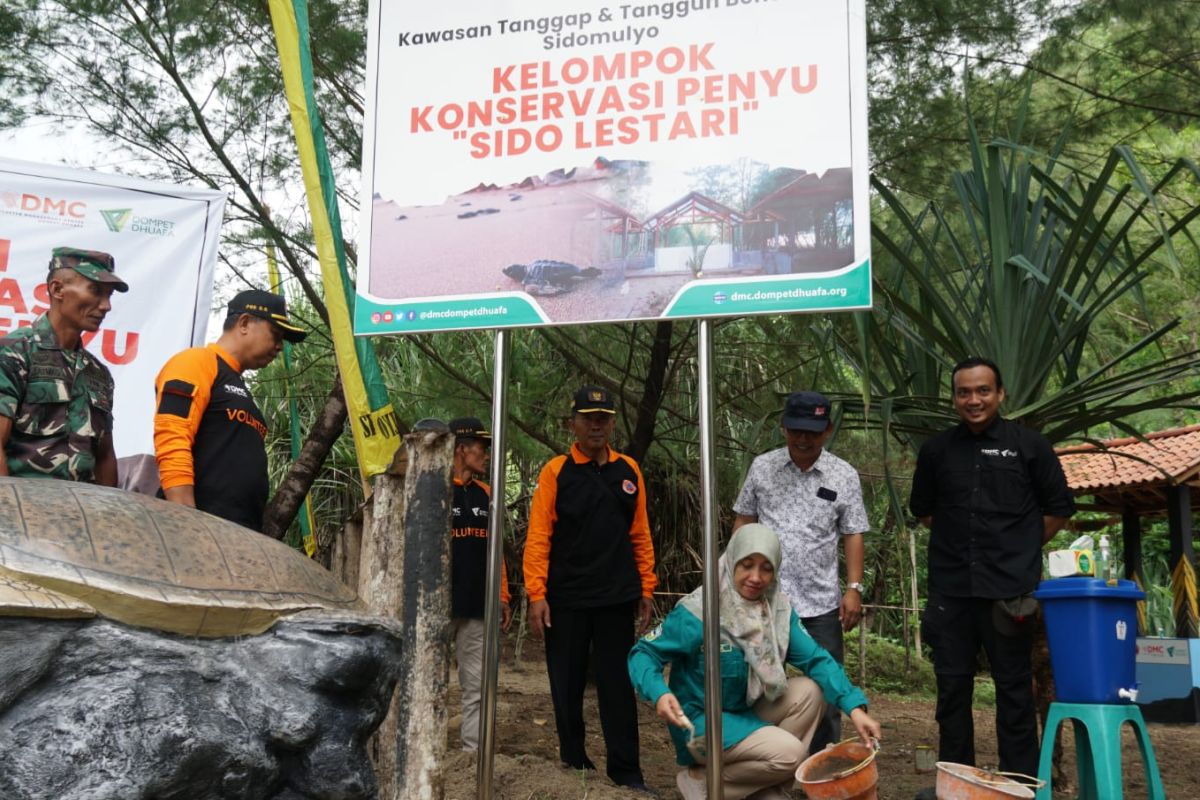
846, 582, 864, 593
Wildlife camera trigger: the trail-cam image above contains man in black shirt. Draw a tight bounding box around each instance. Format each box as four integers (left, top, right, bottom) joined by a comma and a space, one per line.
448, 416, 511, 751
910, 357, 1074, 784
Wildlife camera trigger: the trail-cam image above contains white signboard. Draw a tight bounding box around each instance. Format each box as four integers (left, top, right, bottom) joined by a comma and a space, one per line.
357, 0, 871, 334
1137, 637, 1192, 665
0, 158, 224, 457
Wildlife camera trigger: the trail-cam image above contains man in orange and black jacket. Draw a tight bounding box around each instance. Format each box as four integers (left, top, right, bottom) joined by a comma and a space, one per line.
153, 290, 306, 531
524, 385, 656, 794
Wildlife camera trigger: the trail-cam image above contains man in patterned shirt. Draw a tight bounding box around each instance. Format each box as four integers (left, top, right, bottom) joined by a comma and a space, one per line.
0, 247, 127, 484
732, 390, 869, 751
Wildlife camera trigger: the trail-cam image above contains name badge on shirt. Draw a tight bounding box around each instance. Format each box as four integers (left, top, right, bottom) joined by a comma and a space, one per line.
817, 486, 838, 502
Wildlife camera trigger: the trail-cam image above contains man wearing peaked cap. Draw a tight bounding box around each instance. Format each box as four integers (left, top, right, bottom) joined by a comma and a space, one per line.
447, 415, 513, 751
524, 385, 658, 794
732, 389, 870, 752
153, 289, 307, 531
0, 247, 128, 484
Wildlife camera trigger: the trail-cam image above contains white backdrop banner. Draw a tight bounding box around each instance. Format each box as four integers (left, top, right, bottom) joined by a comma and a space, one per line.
0, 158, 224, 458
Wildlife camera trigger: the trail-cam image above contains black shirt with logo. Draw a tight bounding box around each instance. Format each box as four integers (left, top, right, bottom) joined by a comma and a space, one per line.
190, 356, 269, 530
452, 478, 492, 619
910, 417, 1075, 598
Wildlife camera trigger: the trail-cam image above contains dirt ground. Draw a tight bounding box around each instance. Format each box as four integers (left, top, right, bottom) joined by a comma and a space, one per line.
442, 650, 1200, 800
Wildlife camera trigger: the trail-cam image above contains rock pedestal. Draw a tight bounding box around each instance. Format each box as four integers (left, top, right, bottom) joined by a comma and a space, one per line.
0, 613, 402, 800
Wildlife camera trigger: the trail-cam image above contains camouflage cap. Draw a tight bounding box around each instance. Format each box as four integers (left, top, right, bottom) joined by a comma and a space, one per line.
48, 247, 129, 292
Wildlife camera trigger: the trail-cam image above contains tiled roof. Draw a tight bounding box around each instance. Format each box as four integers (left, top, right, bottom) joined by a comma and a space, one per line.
1056, 425, 1200, 510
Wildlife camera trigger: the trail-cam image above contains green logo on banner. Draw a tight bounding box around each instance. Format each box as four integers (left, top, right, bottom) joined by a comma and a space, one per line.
100, 208, 133, 233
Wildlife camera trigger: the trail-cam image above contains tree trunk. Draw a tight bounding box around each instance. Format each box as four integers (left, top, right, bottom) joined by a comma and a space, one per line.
261, 376, 348, 540
628, 321, 674, 463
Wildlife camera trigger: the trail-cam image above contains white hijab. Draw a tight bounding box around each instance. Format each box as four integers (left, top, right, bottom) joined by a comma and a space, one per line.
680, 523, 792, 705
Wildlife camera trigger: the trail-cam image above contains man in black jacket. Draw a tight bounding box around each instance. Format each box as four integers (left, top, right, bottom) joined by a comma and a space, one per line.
910, 357, 1074, 790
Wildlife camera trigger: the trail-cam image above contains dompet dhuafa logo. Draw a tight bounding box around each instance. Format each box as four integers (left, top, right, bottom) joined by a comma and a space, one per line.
100, 208, 132, 232
99, 207, 175, 237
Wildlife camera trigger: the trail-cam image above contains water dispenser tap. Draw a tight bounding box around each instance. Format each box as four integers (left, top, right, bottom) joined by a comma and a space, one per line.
1118, 687, 1139, 702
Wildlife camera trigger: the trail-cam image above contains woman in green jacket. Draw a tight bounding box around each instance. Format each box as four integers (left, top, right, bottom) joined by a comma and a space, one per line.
628, 524, 881, 799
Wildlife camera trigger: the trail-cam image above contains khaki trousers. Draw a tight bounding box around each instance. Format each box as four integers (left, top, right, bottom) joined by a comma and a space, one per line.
453, 617, 485, 751
690, 675, 826, 800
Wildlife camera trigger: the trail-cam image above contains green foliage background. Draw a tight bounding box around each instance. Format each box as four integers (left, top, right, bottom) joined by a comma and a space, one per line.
3, 0, 1199, 647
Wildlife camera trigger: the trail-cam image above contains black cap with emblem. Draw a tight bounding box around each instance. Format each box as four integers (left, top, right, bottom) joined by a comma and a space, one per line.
572, 385, 615, 414
226, 289, 307, 343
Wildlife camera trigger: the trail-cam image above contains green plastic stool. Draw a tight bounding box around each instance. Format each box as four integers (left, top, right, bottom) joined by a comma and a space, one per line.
1036, 702, 1165, 799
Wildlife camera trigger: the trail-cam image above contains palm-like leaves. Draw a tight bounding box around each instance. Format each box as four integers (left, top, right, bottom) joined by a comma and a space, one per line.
848, 118, 1200, 448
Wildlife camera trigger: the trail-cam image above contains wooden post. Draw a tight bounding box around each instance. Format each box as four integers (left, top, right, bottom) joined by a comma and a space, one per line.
1121, 507, 1149, 634
908, 524, 922, 658
392, 430, 454, 800
1166, 485, 1198, 638
356, 431, 454, 800
332, 508, 363, 590
357, 454, 406, 799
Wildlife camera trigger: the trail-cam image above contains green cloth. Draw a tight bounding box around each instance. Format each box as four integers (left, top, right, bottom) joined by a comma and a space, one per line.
0, 314, 114, 481
628, 600, 868, 766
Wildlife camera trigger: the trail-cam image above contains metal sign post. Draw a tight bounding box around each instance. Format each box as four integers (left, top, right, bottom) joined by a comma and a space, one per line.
697, 319, 724, 797
476, 328, 511, 800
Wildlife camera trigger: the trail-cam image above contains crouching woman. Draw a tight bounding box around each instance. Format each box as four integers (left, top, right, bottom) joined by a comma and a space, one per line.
628, 524, 882, 799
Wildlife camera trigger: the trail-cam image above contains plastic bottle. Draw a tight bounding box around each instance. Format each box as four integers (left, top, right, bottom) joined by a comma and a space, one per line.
1097, 535, 1112, 581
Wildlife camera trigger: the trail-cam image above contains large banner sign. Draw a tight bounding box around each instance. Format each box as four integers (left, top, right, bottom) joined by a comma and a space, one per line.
357, 0, 870, 334
0, 158, 224, 457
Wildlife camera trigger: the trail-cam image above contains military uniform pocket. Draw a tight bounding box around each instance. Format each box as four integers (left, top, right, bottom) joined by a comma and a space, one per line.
82, 380, 114, 438
15, 380, 69, 435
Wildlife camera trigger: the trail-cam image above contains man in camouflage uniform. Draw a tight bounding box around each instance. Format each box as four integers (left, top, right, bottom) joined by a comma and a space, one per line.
0, 247, 128, 484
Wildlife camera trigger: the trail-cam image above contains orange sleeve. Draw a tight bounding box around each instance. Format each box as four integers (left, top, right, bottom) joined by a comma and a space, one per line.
153, 348, 216, 490
624, 455, 657, 597
523, 456, 565, 603
479, 480, 512, 605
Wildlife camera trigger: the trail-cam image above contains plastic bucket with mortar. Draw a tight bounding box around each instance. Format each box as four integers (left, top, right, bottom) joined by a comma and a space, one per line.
934, 762, 1040, 800
795, 740, 878, 800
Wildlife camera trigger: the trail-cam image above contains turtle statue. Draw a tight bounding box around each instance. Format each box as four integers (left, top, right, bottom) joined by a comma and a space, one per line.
0, 476, 361, 636
0, 478, 400, 800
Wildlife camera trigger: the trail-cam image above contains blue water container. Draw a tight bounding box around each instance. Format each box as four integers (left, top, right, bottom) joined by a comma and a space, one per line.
1033, 577, 1145, 703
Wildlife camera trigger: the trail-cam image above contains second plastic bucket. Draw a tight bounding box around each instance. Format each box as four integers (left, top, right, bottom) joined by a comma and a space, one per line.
795, 740, 878, 800
935, 762, 1036, 799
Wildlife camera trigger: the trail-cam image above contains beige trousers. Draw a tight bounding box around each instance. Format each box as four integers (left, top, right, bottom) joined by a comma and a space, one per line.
689, 675, 826, 800
453, 617, 485, 751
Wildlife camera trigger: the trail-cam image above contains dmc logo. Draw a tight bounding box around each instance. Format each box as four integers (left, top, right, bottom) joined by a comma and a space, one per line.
100, 208, 133, 232
1, 192, 86, 218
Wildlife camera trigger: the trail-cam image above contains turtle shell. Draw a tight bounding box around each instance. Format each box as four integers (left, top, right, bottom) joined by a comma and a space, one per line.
0, 478, 362, 637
